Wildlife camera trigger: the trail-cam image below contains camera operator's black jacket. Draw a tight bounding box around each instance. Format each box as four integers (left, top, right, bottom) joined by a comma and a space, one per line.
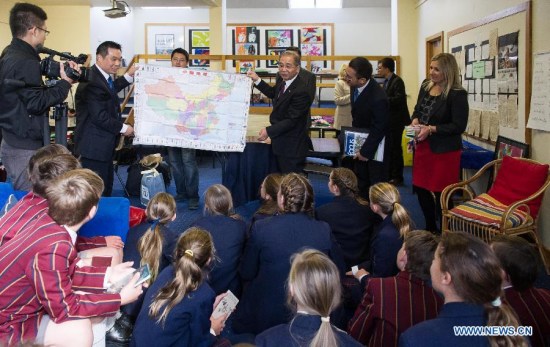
0, 38, 71, 150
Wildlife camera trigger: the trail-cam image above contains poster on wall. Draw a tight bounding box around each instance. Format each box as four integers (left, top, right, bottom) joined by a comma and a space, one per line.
232, 26, 260, 67
155, 34, 175, 54
298, 27, 327, 72
189, 29, 210, 67
497, 31, 519, 129
265, 29, 293, 67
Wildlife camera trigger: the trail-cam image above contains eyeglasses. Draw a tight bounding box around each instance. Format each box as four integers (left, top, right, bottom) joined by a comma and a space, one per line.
171, 58, 187, 63
35, 27, 50, 36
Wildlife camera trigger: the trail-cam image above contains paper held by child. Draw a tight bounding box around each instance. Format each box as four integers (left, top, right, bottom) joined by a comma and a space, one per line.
212, 290, 239, 319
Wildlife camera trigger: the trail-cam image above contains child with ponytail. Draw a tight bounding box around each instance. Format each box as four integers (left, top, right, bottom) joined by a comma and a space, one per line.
131, 227, 229, 347
122, 192, 179, 319
255, 249, 361, 347
400, 231, 528, 347
350, 182, 412, 284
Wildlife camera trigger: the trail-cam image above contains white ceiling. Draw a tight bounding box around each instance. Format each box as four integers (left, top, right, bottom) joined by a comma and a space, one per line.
34, 0, 390, 8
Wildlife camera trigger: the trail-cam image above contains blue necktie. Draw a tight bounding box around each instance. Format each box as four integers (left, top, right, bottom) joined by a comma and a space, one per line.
383, 79, 389, 90
353, 88, 359, 102
107, 76, 115, 91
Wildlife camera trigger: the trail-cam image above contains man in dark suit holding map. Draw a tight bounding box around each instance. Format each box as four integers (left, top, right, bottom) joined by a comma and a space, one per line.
247, 50, 311, 173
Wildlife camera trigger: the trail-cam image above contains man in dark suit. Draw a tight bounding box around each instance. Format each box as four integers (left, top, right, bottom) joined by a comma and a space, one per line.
346, 57, 390, 197
75, 41, 136, 196
378, 57, 411, 186
247, 50, 311, 173
276, 46, 317, 106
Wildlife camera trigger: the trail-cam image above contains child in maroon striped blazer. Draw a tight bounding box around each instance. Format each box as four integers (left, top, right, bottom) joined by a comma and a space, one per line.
0, 169, 144, 346
348, 230, 442, 346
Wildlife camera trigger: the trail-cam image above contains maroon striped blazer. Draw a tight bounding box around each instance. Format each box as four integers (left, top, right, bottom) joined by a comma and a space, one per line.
348, 271, 442, 347
504, 286, 550, 347
0, 213, 121, 346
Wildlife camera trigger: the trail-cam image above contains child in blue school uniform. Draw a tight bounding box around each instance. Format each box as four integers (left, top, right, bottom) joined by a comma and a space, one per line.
193, 184, 246, 296
255, 249, 361, 347
130, 227, 230, 347
248, 173, 283, 234
400, 231, 529, 347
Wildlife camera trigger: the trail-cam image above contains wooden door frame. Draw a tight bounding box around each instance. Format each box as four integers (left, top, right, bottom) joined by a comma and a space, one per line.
425, 31, 444, 77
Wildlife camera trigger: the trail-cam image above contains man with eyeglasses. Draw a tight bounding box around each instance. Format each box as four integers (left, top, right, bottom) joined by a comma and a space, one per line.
247, 50, 311, 173
0, 3, 78, 191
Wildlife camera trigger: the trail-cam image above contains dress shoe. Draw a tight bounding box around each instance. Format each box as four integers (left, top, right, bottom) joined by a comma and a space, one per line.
188, 198, 199, 210
389, 178, 404, 186
106, 313, 134, 345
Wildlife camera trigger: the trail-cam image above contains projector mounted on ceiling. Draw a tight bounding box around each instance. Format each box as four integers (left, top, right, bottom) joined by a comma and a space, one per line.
104, 0, 130, 18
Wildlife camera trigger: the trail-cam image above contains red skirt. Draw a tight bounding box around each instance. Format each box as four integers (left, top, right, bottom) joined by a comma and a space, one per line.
412, 141, 461, 192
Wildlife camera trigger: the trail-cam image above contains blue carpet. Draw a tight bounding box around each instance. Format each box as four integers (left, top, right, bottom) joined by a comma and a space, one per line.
111, 155, 424, 233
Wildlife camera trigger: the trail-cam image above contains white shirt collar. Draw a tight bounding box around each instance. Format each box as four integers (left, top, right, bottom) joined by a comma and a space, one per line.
95, 64, 111, 81
284, 73, 299, 90
64, 225, 77, 244
357, 78, 370, 94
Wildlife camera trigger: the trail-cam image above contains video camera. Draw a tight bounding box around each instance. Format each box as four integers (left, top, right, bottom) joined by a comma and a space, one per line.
39, 47, 89, 82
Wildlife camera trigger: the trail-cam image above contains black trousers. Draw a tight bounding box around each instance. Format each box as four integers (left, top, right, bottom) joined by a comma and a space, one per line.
81, 157, 114, 197
354, 159, 388, 200
276, 155, 305, 174
414, 186, 454, 234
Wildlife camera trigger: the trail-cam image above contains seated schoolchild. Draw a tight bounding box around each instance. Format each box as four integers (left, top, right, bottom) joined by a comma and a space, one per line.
117, 192, 179, 328
0, 169, 144, 346
491, 235, 550, 347
0, 144, 124, 265
193, 184, 246, 296
255, 249, 361, 347
348, 182, 412, 285
130, 227, 230, 347
248, 173, 282, 235
400, 232, 529, 347
232, 173, 345, 335
348, 231, 443, 346
315, 167, 377, 269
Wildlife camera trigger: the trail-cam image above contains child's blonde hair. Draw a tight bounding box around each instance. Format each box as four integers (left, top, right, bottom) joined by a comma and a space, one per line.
204, 184, 234, 217
137, 192, 176, 283
369, 182, 412, 237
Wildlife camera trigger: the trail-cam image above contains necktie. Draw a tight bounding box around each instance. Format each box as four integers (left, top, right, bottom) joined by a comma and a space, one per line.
278, 82, 285, 98
383, 79, 389, 90
107, 76, 115, 92
353, 88, 359, 102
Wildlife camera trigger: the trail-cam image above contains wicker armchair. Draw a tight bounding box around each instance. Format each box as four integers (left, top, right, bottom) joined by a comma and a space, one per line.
441, 156, 550, 270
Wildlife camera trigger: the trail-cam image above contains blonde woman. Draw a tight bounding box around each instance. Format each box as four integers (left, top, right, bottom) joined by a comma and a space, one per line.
333, 64, 352, 130
131, 227, 229, 347
255, 250, 361, 347
410, 53, 468, 233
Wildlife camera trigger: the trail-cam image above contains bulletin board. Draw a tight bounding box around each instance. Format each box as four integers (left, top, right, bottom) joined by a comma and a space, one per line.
447, 2, 531, 144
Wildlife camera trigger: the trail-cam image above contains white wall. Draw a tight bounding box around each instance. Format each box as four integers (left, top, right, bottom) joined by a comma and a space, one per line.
89, 6, 391, 58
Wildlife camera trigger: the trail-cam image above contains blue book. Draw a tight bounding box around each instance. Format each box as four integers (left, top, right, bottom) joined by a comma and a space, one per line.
343, 130, 385, 162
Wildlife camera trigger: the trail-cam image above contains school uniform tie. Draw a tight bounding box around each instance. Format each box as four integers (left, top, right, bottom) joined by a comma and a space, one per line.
353, 88, 359, 102
107, 76, 115, 92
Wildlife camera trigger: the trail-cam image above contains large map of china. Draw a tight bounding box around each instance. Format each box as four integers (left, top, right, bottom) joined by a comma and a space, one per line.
133, 64, 252, 152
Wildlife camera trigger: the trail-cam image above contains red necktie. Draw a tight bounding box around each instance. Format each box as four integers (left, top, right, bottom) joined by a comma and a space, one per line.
278, 83, 285, 98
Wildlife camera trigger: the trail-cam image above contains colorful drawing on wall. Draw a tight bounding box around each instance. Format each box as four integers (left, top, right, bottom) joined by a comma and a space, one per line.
266, 29, 293, 48
191, 30, 210, 47
299, 27, 327, 72
191, 48, 210, 67
267, 48, 287, 68
189, 29, 210, 67
237, 61, 254, 74
300, 27, 323, 44
233, 27, 260, 68
155, 34, 175, 54
235, 44, 257, 55
236, 26, 257, 44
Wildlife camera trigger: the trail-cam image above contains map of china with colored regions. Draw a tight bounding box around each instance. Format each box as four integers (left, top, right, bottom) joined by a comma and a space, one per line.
133, 64, 252, 152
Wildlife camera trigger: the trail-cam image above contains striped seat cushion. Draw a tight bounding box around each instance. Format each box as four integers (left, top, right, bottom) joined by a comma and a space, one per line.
449, 193, 532, 228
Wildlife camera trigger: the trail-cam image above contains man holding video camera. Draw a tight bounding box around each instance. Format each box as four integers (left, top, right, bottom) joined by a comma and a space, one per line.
0, 3, 78, 191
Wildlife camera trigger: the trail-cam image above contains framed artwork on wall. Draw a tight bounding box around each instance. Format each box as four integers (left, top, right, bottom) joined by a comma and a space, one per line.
265, 29, 293, 67
232, 26, 260, 67
145, 24, 185, 63
189, 29, 210, 67
493, 135, 529, 159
